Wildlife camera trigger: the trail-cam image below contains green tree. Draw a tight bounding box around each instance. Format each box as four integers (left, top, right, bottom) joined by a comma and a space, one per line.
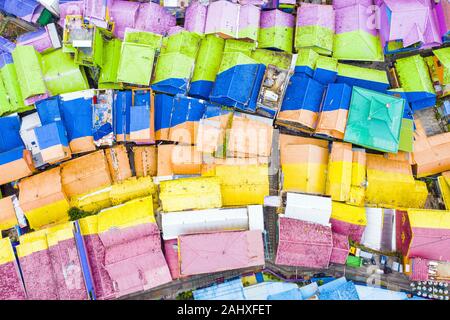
176, 290, 194, 300
68, 207, 94, 221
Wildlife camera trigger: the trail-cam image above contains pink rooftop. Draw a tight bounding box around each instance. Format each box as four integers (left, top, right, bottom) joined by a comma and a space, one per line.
296, 3, 335, 31
0, 261, 26, 300
335, 3, 378, 36
410, 258, 429, 282
178, 230, 265, 276
184, 0, 208, 34
330, 232, 350, 265
330, 217, 366, 243
85, 222, 172, 299
377, 0, 442, 48
163, 239, 181, 280
408, 227, 450, 262
19, 237, 88, 300
109, 0, 176, 39
58, 1, 84, 27
333, 0, 374, 9
435, 0, 450, 37
276, 217, 333, 269
260, 9, 295, 29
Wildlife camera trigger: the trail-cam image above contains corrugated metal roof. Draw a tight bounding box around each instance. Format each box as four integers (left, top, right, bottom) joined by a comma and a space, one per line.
244, 282, 300, 300
162, 208, 248, 240
355, 285, 408, 300
194, 279, 246, 300
284, 192, 332, 226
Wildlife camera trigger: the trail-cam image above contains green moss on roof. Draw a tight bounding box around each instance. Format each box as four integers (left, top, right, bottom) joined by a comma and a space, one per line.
337, 63, 389, 84
251, 49, 292, 69
315, 55, 338, 72
295, 48, 319, 69
161, 31, 202, 58
124, 30, 163, 49
223, 39, 256, 56
395, 55, 435, 94
333, 30, 384, 62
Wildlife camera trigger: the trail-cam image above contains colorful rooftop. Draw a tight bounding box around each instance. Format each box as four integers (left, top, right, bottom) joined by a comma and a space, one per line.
0, 0, 448, 302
